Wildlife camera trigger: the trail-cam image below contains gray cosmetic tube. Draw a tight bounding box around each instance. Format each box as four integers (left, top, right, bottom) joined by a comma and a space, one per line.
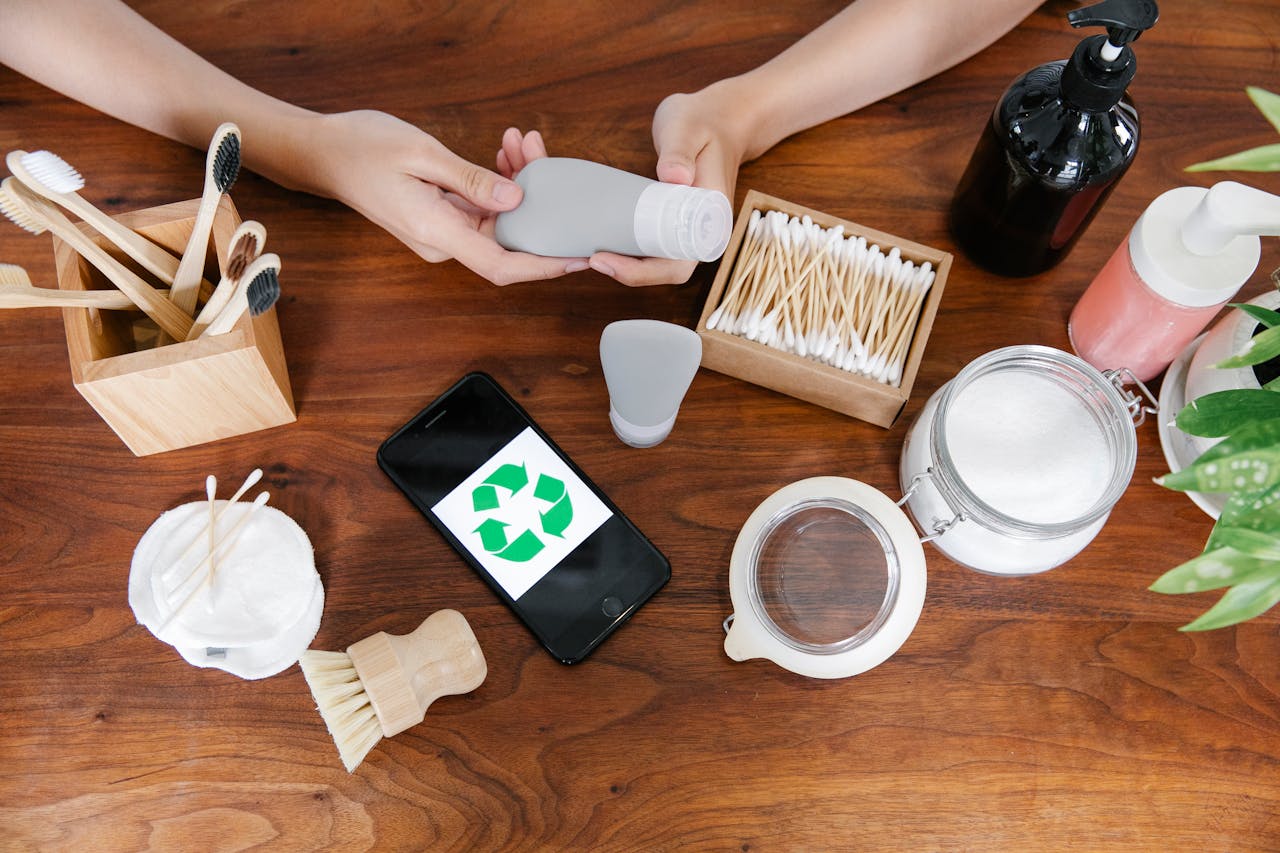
495, 158, 732, 262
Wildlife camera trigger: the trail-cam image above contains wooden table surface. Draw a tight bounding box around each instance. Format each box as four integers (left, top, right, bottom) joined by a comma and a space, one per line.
2, 1, 1279, 849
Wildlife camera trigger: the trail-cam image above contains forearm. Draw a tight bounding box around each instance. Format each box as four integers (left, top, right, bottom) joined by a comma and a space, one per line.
725, 0, 1043, 159
0, 0, 324, 194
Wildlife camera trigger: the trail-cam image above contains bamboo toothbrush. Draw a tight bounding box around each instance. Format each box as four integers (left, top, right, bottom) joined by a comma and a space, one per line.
169, 123, 241, 317
0, 262, 135, 309
0, 178, 193, 340
5, 150, 211, 297
300, 609, 488, 773
186, 220, 265, 339
201, 252, 281, 337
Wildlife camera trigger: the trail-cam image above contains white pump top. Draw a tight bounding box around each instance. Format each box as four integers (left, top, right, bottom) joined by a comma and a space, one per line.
1130, 181, 1280, 308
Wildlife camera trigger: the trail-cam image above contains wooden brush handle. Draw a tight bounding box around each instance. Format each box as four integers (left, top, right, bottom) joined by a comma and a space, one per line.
0, 284, 136, 309
347, 609, 488, 738
13, 186, 194, 340
169, 190, 222, 316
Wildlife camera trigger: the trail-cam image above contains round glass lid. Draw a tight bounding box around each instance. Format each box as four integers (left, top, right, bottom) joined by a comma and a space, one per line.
749, 498, 899, 654
725, 477, 927, 679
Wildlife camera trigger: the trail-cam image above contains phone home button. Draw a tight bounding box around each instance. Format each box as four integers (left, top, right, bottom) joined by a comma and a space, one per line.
601, 596, 623, 618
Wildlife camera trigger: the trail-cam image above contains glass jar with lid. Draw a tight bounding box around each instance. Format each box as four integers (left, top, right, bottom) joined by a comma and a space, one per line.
898, 344, 1150, 575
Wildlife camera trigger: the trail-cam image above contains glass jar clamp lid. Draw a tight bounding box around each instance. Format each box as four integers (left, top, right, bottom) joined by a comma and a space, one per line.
724, 477, 926, 679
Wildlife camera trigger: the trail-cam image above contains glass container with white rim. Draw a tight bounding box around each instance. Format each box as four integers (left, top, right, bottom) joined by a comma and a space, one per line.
723, 477, 927, 679
898, 345, 1153, 576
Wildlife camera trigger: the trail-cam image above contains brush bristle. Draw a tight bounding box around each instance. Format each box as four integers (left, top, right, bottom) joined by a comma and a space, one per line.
21, 150, 85, 194
0, 182, 47, 234
0, 263, 32, 287
299, 649, 383, 773
212, 133, 242, 193
226, 234, 257, 282
245, 268, 280, 316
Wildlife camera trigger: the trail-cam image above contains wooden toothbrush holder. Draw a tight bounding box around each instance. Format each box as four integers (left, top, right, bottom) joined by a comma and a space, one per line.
51, 197, 295, 456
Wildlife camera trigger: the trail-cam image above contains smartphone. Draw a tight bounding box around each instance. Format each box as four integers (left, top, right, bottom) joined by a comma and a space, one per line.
377, 372, 670, 664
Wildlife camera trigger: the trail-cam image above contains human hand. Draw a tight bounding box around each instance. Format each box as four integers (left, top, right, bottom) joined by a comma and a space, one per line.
586, 88, 747, 287
303, 110, 586, 286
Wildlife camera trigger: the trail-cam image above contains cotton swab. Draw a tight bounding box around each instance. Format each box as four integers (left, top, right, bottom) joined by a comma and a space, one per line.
161, 468, 264, 587
708, 207, 935, 385
156, 490, 271, 634
205, 475, 218, 585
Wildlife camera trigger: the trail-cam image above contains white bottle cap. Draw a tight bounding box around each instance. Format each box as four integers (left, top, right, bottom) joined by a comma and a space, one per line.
633, 182, 732, 262
609, 405, 679, 448
1130, 182, 1278, 308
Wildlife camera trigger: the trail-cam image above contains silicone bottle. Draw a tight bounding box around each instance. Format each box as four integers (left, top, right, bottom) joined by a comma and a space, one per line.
495, 158, 732, 262
599, 320, 702, 448
949, 0, 1159, 277
1069, 181, 1280, 381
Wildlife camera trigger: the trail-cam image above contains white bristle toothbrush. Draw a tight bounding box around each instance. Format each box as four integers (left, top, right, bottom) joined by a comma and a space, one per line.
0, 262, 135, 309
169, 123, 242, 317
0, 178, 193, 340
5, 150, 210, 298
185, 220, 265, 340
201, 252, 281, 337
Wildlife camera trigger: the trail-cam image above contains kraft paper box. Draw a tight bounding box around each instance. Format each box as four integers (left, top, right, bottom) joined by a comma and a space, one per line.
697, 189, 950, 428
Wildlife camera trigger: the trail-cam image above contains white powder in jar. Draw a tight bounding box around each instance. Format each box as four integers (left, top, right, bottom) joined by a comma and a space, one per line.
942, 370, 1111, 523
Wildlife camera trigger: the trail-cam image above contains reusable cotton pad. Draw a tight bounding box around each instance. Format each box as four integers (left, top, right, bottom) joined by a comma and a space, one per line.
129, 500, 321, 680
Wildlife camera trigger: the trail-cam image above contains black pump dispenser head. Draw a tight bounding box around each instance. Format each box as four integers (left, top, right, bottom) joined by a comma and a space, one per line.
1061, 0, 1159, 111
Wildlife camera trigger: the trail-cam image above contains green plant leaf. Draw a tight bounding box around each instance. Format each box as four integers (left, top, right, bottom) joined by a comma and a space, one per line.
1150, 545, 1277, 593
1174, 388, 1280, 437
1210, 527, 1280, 560
1157, 447, 1280, 494
1179, 574, 1280, 631
1267, 376, 1280, 391
1185, 143, 1280, 173
1207, 484, 1280, 552
1216, 324, 1280, 368
1247, 86, 1280, 135
1228, 302, 1280, 329
1188, 417, 1280, 466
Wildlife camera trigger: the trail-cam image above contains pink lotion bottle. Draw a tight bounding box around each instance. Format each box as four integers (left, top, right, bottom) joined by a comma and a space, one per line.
1069, 181, 1280, 381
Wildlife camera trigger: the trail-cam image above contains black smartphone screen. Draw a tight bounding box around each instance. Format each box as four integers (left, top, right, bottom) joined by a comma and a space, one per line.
377, 372, 670, 664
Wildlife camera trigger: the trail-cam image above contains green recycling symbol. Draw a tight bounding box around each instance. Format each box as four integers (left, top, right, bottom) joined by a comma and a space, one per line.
470, 462, 574, 562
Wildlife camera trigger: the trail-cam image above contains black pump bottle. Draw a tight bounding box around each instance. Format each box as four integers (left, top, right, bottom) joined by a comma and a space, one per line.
949, 0, 1159, 277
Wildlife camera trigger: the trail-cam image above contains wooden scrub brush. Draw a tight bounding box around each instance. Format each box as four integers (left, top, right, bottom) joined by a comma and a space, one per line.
300, 609, 487, 772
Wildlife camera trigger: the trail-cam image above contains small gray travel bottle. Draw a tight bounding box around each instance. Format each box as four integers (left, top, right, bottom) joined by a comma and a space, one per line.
495, 158, 732, 261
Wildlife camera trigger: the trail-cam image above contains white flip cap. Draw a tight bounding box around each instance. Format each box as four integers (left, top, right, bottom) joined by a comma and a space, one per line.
633, 182, 732, 261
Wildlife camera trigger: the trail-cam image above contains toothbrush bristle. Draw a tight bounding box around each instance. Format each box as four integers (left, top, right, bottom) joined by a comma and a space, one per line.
245, 268, 280, 316
0, 184, 47, 234
21, 150, 85, 194
226, 233, 258, 282
212, 133, 242, 193
0, 263, 32, 287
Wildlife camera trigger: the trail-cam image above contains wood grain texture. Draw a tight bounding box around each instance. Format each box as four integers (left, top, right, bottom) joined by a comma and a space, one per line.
1, 0, 1278, 849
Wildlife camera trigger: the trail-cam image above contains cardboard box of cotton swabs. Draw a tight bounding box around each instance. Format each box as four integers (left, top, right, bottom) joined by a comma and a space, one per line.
51, 197, 295, 455
697, 189, 950, 428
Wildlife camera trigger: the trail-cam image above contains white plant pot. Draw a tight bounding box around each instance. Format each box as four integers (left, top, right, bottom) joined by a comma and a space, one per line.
1159, 289, 1280, 519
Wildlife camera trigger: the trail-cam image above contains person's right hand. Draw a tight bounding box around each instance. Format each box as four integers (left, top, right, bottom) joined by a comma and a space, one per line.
586, 86, 749, 287
301, 110, 587, 286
